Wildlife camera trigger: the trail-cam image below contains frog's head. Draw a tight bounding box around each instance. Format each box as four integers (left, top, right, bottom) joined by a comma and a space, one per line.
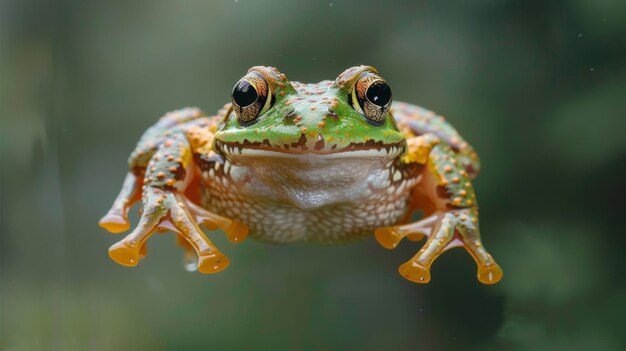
213, 65, 405, 161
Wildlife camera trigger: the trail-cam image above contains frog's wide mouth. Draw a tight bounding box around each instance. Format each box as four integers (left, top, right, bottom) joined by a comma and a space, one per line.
213, 137, 406, 160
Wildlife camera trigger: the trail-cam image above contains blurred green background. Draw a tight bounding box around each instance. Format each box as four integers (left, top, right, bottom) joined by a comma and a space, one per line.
1, 0, 625, 350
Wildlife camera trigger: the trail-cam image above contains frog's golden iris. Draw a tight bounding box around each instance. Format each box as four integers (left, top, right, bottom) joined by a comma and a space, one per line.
99, 65, 503, 285
351, 72, 392, 124
231, 71, 272, 123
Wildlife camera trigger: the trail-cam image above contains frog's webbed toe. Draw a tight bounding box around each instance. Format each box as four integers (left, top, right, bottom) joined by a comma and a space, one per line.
107, 187, 248, 273
377, 209, 502, 284
375, 213, 439, 249
99, 173, 143, 233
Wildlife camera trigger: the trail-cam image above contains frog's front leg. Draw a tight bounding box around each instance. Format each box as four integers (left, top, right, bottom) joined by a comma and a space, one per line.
99, 107, 207, 233
375, 135, 503, 284
100, 126, 248, 273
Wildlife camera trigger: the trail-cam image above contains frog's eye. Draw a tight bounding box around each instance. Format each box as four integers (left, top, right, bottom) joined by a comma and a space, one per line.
351, 72, 392, 124
231, 73, 273, 124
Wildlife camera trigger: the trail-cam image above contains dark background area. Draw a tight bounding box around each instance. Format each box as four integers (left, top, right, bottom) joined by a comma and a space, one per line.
1, 0, 625, 350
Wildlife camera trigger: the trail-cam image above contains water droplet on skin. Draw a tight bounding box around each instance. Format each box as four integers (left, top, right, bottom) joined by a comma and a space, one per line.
184, 254, 198, 272
185, 262, 197, 272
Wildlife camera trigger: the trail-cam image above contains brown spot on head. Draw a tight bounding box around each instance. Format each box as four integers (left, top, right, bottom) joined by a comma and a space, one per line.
437, 185, 452, 199
314, 134, 325, 151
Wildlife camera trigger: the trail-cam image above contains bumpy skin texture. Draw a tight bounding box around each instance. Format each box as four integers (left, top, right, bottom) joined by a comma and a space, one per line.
100, 66, 502, 284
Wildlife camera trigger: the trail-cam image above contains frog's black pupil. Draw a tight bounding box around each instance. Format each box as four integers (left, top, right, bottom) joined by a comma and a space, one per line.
233, 80, 258, 107
366, 81, 391, 107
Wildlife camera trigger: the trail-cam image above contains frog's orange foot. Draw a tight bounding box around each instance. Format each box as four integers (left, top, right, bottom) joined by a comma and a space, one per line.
376, 209, 502, 285
103, 185, 248, 273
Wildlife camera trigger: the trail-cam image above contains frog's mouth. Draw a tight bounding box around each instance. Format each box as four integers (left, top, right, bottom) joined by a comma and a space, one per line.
213, 135, 405, 160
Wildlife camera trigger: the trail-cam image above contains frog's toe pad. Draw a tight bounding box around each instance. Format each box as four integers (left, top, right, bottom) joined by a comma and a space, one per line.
375, 227, 403, 249
224, 221, 249, 244
108, 241, 140, 267
399, 261, 431, 283
99, 213, 130, 233
197, 251, 230, 273
477, 263, 503, 284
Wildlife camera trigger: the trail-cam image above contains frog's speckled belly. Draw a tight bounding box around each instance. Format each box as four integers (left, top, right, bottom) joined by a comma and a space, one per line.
200, 156, 418, 243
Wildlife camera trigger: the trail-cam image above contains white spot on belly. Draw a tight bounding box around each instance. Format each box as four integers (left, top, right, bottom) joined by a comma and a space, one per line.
393, 170, 401, 181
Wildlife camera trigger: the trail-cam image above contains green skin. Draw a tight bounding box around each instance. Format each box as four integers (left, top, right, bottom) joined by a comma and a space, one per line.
99, 65, 503, 285
217, 66, 405, 153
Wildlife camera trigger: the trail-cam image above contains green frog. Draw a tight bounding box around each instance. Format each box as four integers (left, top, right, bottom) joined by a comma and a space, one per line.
99, 65, 503, 284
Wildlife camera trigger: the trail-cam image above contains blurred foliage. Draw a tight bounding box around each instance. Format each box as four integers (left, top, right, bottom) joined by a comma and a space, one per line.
1, 0, 625, 350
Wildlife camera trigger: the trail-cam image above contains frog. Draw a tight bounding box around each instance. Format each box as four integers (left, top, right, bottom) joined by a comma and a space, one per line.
99, 65, 503, 284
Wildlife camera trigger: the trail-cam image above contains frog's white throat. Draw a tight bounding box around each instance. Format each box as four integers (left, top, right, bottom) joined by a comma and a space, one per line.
223, 152, 400, 210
